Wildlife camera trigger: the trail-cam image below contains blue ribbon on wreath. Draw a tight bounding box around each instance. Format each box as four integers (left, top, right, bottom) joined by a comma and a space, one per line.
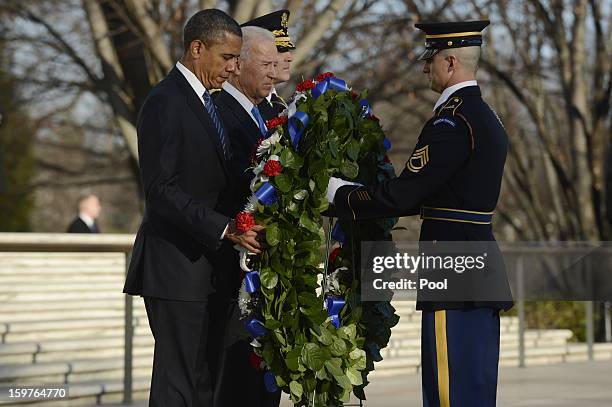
312, 77, 349, 99
263, 369, 278, 392
288, 111, 309, 148
383, 137, 391, 151
331, 222, 346, 244
255, 182, 278, 205
245, 319, 267, 337
245, 271, 261, 293
325, 296, 346, 329
359, 99, 372, 117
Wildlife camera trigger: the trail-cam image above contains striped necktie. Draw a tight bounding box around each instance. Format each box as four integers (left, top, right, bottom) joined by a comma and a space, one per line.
251, 106, 268, 136
202, 90, 231, 159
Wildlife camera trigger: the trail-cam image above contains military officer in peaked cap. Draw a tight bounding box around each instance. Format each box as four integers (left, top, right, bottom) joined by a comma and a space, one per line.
326, 20, 513, 407
242, 9, 295, 120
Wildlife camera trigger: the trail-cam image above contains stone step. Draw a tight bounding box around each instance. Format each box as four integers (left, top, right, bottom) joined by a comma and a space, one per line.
0, 308, 147, 323
0, 355, 152, 385
0, 378, 151, 406
0, 317, 149, 335
0, 275, 123, 284
0, 292, 123, 303
2, 323, 151, 344
0, 253, 124, 264
0, 299, 135, 313
0, 335, 154, 364
0, 283, 123, 294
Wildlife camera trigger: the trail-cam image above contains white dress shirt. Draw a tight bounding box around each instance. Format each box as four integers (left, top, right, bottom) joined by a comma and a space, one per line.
265, 87, 278, 104
78, 213, 95, 229
433, 80, 478, 112
222, 81, 260, 126
176, 61, 208, 105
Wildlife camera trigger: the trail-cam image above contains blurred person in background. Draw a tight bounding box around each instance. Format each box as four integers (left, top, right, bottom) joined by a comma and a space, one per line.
66, 193, 102, 233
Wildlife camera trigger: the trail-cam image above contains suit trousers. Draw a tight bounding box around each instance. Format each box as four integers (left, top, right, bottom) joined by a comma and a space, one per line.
144, 296, 227, 407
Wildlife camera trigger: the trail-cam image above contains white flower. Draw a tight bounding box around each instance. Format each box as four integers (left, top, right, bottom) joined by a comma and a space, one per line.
288, 93, 307, 117
253, 161, 265, 176
256, 132, 281, 157
294, 190, 308, 200
243, 195, 259, 212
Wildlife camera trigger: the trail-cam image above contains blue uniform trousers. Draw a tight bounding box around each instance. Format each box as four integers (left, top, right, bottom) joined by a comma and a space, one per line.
421, 308, 500, 407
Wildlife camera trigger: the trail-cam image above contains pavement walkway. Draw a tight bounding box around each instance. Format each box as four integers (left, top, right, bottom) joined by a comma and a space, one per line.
112, 360, 612, 406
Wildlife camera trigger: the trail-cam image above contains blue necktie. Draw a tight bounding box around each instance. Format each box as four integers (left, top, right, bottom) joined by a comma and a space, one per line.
251, 106, 268, 136
202, 91, 231, 159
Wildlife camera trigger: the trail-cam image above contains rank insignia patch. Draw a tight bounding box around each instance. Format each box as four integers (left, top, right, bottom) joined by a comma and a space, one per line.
407, 145, 429, 173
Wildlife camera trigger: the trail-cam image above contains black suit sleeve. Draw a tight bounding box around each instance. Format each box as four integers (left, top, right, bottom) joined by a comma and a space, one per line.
138, 95, 229, 250
334, 120, 471, 220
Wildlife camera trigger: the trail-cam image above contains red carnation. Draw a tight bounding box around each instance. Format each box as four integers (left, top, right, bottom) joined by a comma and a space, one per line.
266, 115, 288, 130
316, 72, 335, 82
329, 247, 341, 265
368, 113, 380, 122
296, 79, 316, 92
351, 91, 360, 101
249, 352, 263, 371
383, 154, 391, 164
236, 211, 255, 233
263, 160, 282, 177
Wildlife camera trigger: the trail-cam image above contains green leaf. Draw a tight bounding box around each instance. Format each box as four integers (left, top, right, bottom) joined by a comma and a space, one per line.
340, 324, 357, 341
324, 358, 344, 377
317, 327, 333, 346
265, 223, 280, 246
330, 337, 348, 356
346, 139, 360, 161
274, 173, 293, 192
340, 160, 359, 179
335, 373, 353, 390
299, 212, 322, 235
346, 367, 363, 386
329, 138, 338, 158
289, 381, 303, 399
301, 343, 325, 372
260, 267, 278, 289
349, 348, 366, 361
285, 347, 302, 371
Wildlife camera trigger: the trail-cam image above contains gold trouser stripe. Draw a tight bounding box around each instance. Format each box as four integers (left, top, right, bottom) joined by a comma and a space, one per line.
426, 31, 482, 39
435, 310, 450, 407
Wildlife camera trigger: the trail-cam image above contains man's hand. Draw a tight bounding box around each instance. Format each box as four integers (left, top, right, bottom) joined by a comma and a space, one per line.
224, 220, 265, 254
325, 177, 362, 203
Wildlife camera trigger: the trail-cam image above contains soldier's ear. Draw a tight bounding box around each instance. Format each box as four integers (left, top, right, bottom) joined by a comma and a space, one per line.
447, 55, 457, 72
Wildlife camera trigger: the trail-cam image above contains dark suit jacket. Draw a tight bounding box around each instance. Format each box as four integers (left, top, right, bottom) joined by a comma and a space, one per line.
124, 67, 231, 301
257, 93, 285, 121
67, 217, 99, 233
214, 88, 263, 218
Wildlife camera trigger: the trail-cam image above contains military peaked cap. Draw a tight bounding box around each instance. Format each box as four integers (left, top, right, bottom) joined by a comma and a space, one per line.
241, 10, 295, 52
415, 20, 490, 60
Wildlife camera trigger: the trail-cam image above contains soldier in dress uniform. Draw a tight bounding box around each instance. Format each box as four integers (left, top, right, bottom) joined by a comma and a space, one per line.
242, 9, 295, 120
326, 20, 513, 407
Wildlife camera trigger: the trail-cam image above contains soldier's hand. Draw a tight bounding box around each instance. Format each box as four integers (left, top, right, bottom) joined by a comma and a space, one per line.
325, 177, 362, 203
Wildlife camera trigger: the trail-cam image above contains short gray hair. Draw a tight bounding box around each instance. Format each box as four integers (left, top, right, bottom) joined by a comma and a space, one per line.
439, 46, 481, 73
240, 26, 275, 61
183, 9, 241, 50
